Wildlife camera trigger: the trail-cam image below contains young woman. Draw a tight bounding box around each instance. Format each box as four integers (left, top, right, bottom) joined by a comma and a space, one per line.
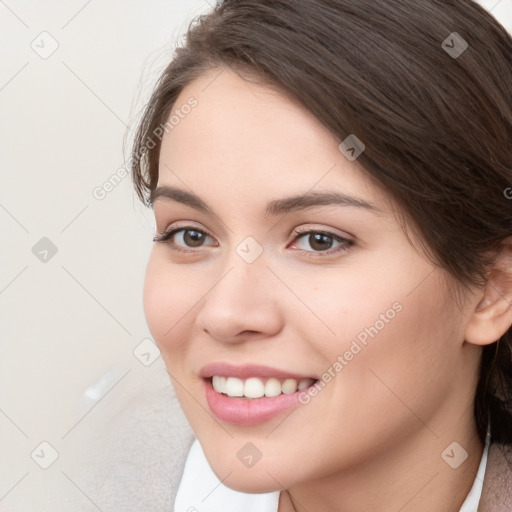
130, 1, 512, 510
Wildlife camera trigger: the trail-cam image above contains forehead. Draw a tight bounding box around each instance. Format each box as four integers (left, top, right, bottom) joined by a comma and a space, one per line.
157, 67, 390, 212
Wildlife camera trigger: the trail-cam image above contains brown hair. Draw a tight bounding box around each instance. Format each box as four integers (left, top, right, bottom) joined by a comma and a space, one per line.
130, 0, 512, 444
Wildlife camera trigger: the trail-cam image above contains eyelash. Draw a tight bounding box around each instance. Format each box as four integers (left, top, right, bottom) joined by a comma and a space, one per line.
152, 226, 354, 258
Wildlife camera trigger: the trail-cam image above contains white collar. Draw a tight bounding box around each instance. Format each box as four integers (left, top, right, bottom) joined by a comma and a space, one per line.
174, 435, 491, 512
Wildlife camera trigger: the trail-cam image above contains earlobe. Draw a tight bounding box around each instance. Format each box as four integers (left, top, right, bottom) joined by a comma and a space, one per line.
464, 239, 512, 346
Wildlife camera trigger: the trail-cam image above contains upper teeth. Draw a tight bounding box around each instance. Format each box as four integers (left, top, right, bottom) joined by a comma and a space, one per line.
212, 376, 315, 398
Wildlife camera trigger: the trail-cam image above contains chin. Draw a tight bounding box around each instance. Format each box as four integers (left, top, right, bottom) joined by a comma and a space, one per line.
221, 472, 284, 494
205, 454, 291, 494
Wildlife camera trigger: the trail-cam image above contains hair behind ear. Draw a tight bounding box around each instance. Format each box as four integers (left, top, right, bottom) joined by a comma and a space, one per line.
476, 335, 512, 444
474, 239, 512, 443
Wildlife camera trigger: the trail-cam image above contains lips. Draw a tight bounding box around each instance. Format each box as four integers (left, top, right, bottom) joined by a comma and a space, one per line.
200, 362, 319, 425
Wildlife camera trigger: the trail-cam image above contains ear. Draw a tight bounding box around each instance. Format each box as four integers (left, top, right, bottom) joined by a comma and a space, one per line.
464, 238, 512, 346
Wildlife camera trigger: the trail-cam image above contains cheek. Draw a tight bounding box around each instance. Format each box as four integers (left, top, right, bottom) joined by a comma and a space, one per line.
305, 251, 456, 365
326, 272, 459, 434
142, 254, 196, 358
283, 262, 408, 354
305, 262, 459, 419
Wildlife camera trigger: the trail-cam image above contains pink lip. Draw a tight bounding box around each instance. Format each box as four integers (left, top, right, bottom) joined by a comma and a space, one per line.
203, 378, 314, 426
199, 362, 316, 380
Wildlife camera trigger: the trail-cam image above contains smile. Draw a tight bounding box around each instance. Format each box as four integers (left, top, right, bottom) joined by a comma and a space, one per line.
200, 363, 319, 425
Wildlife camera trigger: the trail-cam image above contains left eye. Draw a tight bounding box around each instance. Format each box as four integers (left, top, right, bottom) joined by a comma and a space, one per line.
290, 230, 353, 254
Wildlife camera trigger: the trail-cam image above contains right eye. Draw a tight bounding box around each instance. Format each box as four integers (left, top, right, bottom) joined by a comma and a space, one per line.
153, 226, 217, 252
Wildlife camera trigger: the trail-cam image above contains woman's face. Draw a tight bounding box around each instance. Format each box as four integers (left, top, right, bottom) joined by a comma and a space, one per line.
144, 67, 479, 492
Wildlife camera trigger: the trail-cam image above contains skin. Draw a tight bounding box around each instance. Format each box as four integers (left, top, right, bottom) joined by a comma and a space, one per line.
143, 66, 512, 512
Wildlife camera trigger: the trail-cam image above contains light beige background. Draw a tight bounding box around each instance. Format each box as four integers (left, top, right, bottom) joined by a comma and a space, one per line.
1, 0, 511, 510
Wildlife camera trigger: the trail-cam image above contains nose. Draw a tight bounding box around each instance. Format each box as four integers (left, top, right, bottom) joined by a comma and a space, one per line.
195, 257, 284, 344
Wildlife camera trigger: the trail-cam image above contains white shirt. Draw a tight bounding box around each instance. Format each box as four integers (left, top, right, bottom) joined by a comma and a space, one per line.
174, 435, 490, 512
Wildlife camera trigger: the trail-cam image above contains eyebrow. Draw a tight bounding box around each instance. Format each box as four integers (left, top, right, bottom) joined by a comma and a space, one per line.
150, 185, 382, 216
